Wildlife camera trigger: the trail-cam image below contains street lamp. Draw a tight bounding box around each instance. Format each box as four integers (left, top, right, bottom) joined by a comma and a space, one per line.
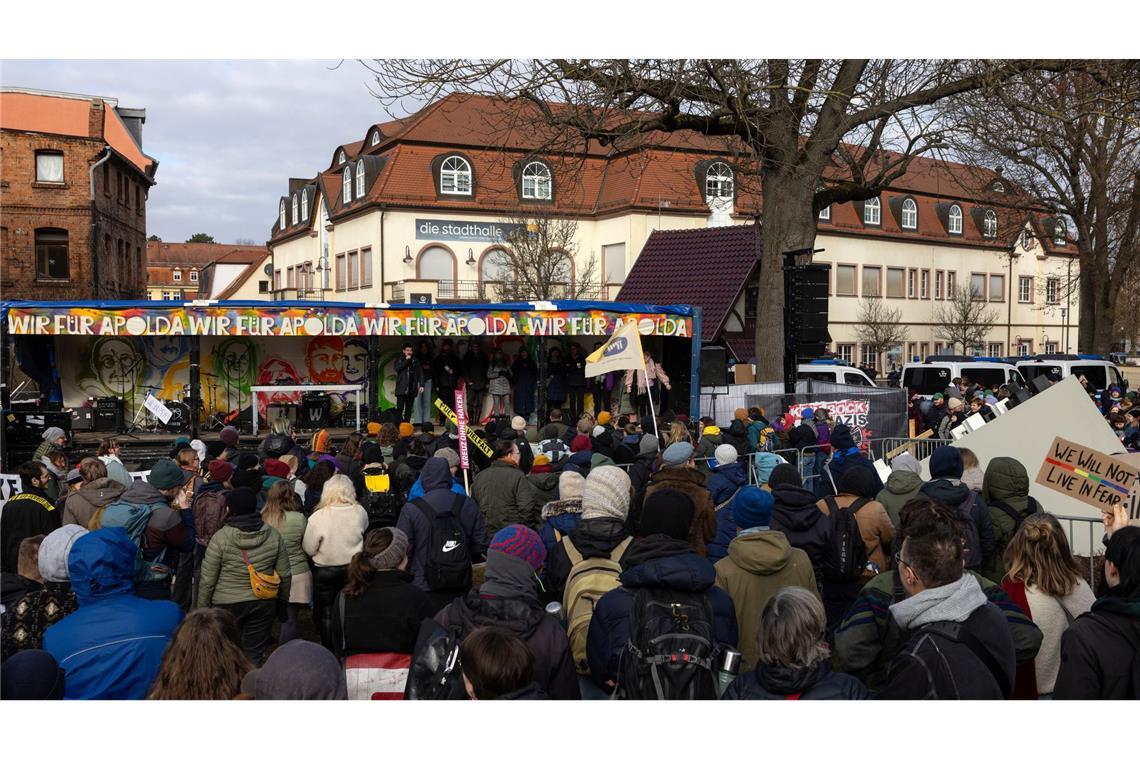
403, 245, 413, 264
466, 247, 476, 266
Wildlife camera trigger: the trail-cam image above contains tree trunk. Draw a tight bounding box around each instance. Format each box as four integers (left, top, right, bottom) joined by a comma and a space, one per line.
755, 172, 819, 382
1077, 256, 1097, 353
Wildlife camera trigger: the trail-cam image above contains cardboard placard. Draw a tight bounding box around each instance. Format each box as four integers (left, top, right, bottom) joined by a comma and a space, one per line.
144, 393, 173, 424
1034, 436, 1140, 513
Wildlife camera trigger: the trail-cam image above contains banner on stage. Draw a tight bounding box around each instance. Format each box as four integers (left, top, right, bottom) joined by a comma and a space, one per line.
7, 306, 691, 339
1034, 436, 1140, 513
143, 393, 173, 424
434, 398, 494, 458
454, 388, 470, 470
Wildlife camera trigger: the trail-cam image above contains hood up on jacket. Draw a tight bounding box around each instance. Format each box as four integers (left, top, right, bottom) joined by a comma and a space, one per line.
618, 535, 716, 592
884, 470, 924, 496
753, 660, 834, 696
981, 457, 1030, 513
119, 480, 169, 506
725, 530, 795, 576
420, 457, 453, 493
752, 452, 787, 486
72, 477, 126, 508
919, 478, 973, 509
454, 552, 545, 638
771, 484, 826, 530
68, 528, 137, 604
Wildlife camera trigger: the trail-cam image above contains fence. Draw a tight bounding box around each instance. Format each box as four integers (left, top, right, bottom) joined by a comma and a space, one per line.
1054, 514, 1107, 578
870, 437, 954, 463
0, 469, 150, 509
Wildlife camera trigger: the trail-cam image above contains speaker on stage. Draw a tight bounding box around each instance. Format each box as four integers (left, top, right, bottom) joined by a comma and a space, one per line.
301, 394, 330, 430
700, 346, 728, 387
94, 397, 122, 433
70, 407, 95, 432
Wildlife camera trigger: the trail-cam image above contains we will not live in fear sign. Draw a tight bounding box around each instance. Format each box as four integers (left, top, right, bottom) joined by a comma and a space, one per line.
1035, 436, 1140, 515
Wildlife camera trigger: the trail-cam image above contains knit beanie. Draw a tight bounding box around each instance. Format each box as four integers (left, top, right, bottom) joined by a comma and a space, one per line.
1, 650, 66, 701
830, 424, 857, 452
42, 426, 65, 442
558, 470, 586, 501
370, 527, 409, 570
399, 422, 414, 438
767, 463, 803, 489
38, 524, 88, 583
512, 416, 528, 432
714, 444, 738, 466
263, 459, 290, 479
839, 467, 880, 499
532, 453, 551, 467
800, 408, 814, 421
661, 441, 693, 468
597, 411, 612, 425
367, 421, 381, 436
219, 426, 239, 447
640, 488, 695, 541
225, 487, 258, 516
581, 465, 632, 521
362, 444, 384, 465
929, 446, 964, 479
732, 486, 774, 530
488, 525, 547, 572
571, 434, 592, 453
542, 424, 561, 439
207, 459, 234, 483
947, 396, 963, 411
890, 452, 922, 475
640, 433, 660, 456
702, 425, 721, 437
592, 425, 607, 438
241, 640, 347, 700
433, 447, 460, 469
734, 407, 749, 421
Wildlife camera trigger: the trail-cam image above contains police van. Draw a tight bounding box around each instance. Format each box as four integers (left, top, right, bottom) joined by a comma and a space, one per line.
902, 356, 1025, 398
797, 359, 876, 387
1015, 354, 1128, 392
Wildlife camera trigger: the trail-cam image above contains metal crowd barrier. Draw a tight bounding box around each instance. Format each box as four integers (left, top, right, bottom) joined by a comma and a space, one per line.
1054, 514, 1107, 580
870, 437, 954, 463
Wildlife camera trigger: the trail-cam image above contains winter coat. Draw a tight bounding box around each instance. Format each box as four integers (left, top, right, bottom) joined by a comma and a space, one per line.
835, 568, 1042, 690
724, 661, 869, 700
1002, 577, 1095, 696
824, 450, 883, 498
98, 480, 195, 581
332, 569, 436, 658
511, 356, 539, 417
694, 433, 723, 475
302, 502, 368, 567
919, 478, 996, 570
643, 466, 716, 558
706, 462, 748, 563
396, 458, 488, 592
62, 477, 126, 529
627, 451, 658, 500
746, 419, 775, 452
623, 358, 669, 393
586, 535, 738, 689
471, 460, 534, 533
545, 358, 566, 402
433, 351, 461, 391
924, 403, 948, 434
529, 471, 561, 518
543, 516, 628, 604
770, 483, 833, 575
876, 471, 924, 531
259, 432, 296, 459
1, 580, 78, 660
435, 552, 579, 700
488, 359, 512, 396
714, 530, 818, 671
463, 349, 490, 390
197, 515, 292, 607
788, 423, 818, 452
537, 498, 582, 560
43, 529, 183, 699
192, 481, 229, 548
1053, 591, 1140, 699
815, 493, 896, 572
394, 355, 424, 396
751, 452, 786, 486
0, 488, 62, 574
565, 352, 587, 388
981, 457, 1037, 582
99, 455, 133, 488
722, 420, 750, 456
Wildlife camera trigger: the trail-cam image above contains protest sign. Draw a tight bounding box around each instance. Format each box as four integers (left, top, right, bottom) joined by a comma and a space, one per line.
434, 397, 494, 458
788, 398, 872, 448
454, 388, 470, 471
1034, 436, 1140, 513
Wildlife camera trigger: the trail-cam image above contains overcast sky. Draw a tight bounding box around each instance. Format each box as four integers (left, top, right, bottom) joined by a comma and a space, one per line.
3, 60, 411, 244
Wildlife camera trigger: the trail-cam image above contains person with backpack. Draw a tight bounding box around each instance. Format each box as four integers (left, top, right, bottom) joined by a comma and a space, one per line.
471, 438, 534, 534
834, 496, 1042, 691
61, 457, 124, 530
397, 457, 488, 613
260, 480, 311, 644
821, 424, 882, 498
434, 525, 579, 699
190, 459, 234, 596
714, 487, 818, 672
876, 452, 924, 531
460, 626, 547, 700
43, 528, 182, 699
768, 463, 833, 584
693, 423, 723, 476
816, 466, 889, 630
626, 433, 659, 497
1, 462, 62, 574
874, 513, 1017, 699
706, 444, 748, 563
981, 457, 1041, 583
586, 489, 737, 698
537, 470, 585, 560
356, 444, 405, 533
527, 454, 560, 514
90, 459, 195, 601
641, 442, 716, 558
724, 586, 868, 700
919, 446, 996, 572
302, 474, 369, 651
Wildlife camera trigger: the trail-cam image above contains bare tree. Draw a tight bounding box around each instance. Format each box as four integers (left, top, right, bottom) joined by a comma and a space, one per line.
949, 63, 1140, 353
854, 297, 909, 371
364, 59, 1074, 380
933, 286, 1001, 354
486, 210, 598, 301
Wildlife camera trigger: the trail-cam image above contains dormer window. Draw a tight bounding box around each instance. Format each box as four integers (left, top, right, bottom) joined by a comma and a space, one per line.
173, 269, 182, 282
818, 205, 830, 221
983, 209, 998, 238
343, 166, 352, 204
440, 156, 472, 195
291, 194, 299, 225
279, 201, 286, 230
863, 197, 881, 225
992, 180, 1005, 193
522, 161, 552, 200
371, 132, 380, 146
189, 270, 198, 282
355, 159, 365, 198
901, 198, 917, 229
705, 162, 734, 199
300, 190, 309, 222
1054, 222, 1066, 245
338, 150, 346, 165
948, 204, 963, 234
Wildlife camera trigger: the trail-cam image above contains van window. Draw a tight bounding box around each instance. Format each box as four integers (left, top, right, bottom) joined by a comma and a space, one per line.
798, 371, 834, 383
967, 368, 1007, 389
1071, 364, 1108, 390
903, 366, 952, 395
1020, 364, 1062, 382
844, 371, 874, 387
1010, 369, 1025, 385
1107, 366, 1124, 387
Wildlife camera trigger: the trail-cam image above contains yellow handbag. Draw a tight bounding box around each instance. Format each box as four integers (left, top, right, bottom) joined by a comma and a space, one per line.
241, 549, 281, 600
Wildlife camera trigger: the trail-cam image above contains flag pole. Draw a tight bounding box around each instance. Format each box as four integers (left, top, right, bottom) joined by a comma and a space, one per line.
643, 354, 660, 439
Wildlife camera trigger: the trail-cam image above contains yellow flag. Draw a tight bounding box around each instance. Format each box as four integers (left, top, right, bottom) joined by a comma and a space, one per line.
586, 319, 645, 378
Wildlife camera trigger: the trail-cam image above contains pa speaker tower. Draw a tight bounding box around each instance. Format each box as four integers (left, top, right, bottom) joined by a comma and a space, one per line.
700, 346, 728, 387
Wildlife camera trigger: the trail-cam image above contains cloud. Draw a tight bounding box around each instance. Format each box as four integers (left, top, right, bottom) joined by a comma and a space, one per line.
2, 60, 407, 243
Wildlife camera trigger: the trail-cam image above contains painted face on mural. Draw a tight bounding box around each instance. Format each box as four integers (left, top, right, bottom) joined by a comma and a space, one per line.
343, 338, 369, 385
306, 336, 344, 384
92, 337, 144, 392
216, 338, 255, 387
144, 335, 187, 368
258, 358, 302, 413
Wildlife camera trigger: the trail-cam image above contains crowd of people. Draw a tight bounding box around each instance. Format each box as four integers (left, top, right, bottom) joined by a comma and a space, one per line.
1, 397, 1137, 701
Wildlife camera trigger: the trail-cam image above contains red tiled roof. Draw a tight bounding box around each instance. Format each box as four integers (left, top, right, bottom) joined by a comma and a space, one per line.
617, 224, 762, 341
724, 338, 756, 364
146, 241, 268, 266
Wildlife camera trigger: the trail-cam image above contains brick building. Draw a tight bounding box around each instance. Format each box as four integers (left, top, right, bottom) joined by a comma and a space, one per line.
1, 87, 158, 300
146, 241, 268, 301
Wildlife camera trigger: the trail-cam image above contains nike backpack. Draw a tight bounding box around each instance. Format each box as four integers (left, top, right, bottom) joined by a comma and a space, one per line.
412, 495, 472, 591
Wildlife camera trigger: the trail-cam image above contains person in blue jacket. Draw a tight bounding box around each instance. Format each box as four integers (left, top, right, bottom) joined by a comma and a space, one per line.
821, 424, 882, 497
406, 448, 467, 501
706, 444, 747, 563
43, 528, 182, 699
585, 488, 738, 693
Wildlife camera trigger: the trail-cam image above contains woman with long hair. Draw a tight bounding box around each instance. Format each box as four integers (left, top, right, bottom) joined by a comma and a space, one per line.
332, 527, 433, 660
302, 474, 368, 651
302, 459, 336, 515
1001, 513, 1095, 698
148, 608, 253, 700
261, 480, 311, 644
661, 420, 692, 448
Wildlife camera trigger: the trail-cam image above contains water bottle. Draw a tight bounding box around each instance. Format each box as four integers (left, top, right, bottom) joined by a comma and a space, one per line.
716, 648, 742, 697
545, 601, 566, 630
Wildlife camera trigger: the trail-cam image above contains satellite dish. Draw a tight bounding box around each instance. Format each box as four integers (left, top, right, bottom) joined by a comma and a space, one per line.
263, 263, 273, 277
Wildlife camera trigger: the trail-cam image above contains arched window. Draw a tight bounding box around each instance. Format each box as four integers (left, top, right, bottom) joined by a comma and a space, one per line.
338, 150, 346, 165
480, 248, 512, 282
342, 166, 352, 204
1053, 222, 1066, 245
864, 197, 881, 225
355, 159, 366, 198
300, 190, 309, 222
440, 156, 472, 195
291, 194, 299, 225
948, 204, 963, 234
705, 162, 734, 199
983, 209, 998, 238
521, 162, 552, 200
279, 201, 286, 230
371, 131, 380, 146
901, 198, 917, 229
992, 180, 1005, 193
417, 245, 457, 297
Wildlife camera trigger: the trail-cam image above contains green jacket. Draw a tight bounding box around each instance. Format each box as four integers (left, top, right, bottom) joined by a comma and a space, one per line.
471, 461, 534, 534
528, 471, 560, 516
272, 511, 310, 578
876, 471, 924, 532
980, 456, 1034, 582
197, 520, 292, 607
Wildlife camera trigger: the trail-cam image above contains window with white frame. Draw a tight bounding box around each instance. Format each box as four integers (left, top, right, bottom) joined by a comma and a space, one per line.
371, 132, 380, 146
291, 194, 299, 225
342, 167, 352, 203
173, 269, 182, 282
992, 180, 1005, 193
522, 162, 552, 200
189, 270, 198, 282
1021, 229, 1035, 251
1044, 341, 1058, 354
920, 270, 930, 299
1054, 222, 1066, 245
983, 210, 998, 238
440, 156, 472, 195
338, 150, 346, 164
300, 190, 309, 222
864, 197, 881, 225
861, 345, 879, 372
279, 201, 286, 230
356, 159, 365, 198
818, 205, 830, 221
901, 198, 918, 229
705, 162, 734, 199
935, 270, 944, 299
835, 344, 855, 365
1046, 277, 1060, 304
1018, 276, 1033, 303
35, 151, 64, 183
907, 269, 916, 299
1017, 340, 1032, 357
948, 204, 963, 234
947, 271, 957, 296
988, 342, 1003, 358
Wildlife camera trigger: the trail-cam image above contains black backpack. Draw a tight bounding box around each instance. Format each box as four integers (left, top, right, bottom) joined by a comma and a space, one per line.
619, 587, 720, 700
404, 618, 466, 700
953, 491, 984, 569
360, 463, 403, 532
413, 494, 472, 591
990, 495, 1040, 531
823, 496, 870, 582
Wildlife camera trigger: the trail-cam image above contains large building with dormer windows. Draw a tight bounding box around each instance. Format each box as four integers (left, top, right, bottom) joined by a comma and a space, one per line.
265, 93, 1079, 368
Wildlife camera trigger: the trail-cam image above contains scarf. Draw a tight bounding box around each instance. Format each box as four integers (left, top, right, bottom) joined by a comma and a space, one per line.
890, 573, 988, 630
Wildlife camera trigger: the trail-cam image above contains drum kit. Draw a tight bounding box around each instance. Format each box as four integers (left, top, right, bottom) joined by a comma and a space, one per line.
124, 372, 227, 434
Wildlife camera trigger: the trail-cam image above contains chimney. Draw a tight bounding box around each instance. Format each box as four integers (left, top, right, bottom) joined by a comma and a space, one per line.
88, 98, 105, 141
